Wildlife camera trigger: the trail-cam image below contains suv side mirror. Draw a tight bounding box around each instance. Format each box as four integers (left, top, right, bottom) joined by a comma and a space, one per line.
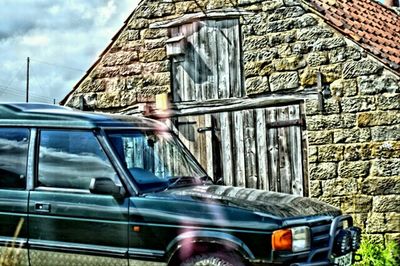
89, 177, 125, 198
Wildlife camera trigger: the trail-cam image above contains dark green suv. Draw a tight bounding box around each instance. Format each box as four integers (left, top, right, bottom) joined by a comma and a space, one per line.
0, 103, 360, 266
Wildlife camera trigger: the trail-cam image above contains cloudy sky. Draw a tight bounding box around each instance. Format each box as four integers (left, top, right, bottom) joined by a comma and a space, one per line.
0, 0, 138, 103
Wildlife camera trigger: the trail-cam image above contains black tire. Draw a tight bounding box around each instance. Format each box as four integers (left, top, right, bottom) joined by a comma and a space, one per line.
180, 252, 245, 266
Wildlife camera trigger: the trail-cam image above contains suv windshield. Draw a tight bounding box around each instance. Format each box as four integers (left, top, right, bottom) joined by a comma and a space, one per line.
107, 130, 207, 193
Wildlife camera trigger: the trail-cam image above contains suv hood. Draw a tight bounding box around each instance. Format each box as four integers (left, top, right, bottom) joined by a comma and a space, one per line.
155, 185, 341, 218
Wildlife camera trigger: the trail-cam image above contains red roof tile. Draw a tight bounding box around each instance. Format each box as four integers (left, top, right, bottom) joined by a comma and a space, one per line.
307, 0, 400, 72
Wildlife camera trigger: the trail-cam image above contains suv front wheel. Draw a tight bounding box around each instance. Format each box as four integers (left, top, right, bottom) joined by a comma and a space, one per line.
180, 252, 246, 266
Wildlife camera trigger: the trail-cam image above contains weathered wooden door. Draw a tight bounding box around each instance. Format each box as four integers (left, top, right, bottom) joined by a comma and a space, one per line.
173, 104, 306, 196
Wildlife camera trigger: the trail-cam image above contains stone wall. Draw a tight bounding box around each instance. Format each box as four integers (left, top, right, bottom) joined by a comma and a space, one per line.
236, 0, 400, 243
63, 0, 400, 242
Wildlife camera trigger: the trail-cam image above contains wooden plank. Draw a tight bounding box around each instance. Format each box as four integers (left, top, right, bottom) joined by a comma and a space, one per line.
289, 105, 304, 196
205, 20, 218, 99
182, 23, 194, 101
243, 109, 257, 188
233, 111, 246, 187
266, 108, 279, 192
256, 108, 269, 190
229, 19, 242, 98
216, 20, 230, 99
220, 112, 234, 186
300, 102, 309, 197
277, 106, 292, 194
193, 21, 202, 101
204, 114, 214, 178
198, 21, 207, 101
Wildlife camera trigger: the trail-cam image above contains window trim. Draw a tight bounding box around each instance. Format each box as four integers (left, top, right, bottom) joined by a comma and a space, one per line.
34, 128, 123, 192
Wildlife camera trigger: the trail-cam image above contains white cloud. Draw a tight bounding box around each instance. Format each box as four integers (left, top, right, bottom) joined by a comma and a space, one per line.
0, 0, 138, 103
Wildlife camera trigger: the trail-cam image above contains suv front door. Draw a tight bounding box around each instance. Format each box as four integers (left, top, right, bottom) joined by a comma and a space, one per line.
28, 129, 129, 266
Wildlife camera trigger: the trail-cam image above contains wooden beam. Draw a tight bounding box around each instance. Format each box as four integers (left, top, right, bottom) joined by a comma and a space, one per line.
150, 8, 253, 29
168, 92, 318, 116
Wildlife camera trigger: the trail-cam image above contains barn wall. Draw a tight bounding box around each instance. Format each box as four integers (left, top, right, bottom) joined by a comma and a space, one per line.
63, 0, 400, 243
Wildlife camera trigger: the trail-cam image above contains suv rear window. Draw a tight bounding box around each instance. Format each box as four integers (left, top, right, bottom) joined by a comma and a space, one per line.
0, 128, 29, 189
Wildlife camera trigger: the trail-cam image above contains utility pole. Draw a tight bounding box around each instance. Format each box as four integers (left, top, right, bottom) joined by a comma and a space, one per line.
26, 57, 30, 103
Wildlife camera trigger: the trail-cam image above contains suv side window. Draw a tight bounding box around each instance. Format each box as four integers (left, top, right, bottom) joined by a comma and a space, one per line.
0, 127, 29, 189
38, 130, 117, 190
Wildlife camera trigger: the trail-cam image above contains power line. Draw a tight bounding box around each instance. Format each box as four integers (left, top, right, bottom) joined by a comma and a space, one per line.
30, 58, 85, 73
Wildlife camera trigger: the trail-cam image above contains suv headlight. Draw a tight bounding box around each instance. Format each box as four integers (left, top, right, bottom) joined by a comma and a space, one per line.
272, 226, 311, 252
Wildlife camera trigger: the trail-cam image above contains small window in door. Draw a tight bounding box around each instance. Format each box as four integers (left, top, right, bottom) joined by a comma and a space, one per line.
0, 128, 29, 189
38, 130, 117, 190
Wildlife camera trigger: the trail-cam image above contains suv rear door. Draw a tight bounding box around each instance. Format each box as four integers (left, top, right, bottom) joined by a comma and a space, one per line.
0, 127, 30, 265
28, 129, 129, 266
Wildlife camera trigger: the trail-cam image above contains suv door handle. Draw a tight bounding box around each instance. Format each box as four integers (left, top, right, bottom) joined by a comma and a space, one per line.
35, 203, 51, 213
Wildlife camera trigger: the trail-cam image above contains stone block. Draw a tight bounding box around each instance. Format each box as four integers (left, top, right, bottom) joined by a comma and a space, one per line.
306, 52, 329, 67
361, 177, 400, 196
312, 37, 346, 52
175, 1, 199, 14
274, 56, 306, 71
357, 111, 400, 127
309, 162, 337, 180
339, 161, 370, 179
344, 143, 373, 161
318, 145, 344, 162
269, 71, 299, 91
366, 212, 400, 233
371, 125, 400, 141
120, 64, 142, 76
371, 141, 400, 159
352, 213, 368, 229
340, 195, 372, 213
358, 75, 386, 95
268, 30, 297, 46
385, 233, 400, 244
309, 180, 322, 197
330, 78, 357, 97
143, 72, 170, 86
144, 38, 167, 50
119, 90, 137, 107
343, 59, 383, 79
143, 60, 170, 74
341, 96, 376, 113
267, 18, 295, 32
376, 94, 400, 110
96, 91, 121, 109
246, 76, 270, 95
322, 178, 358, 197
309, 146, 318, 163
371, 159, 400, 177
293, 14, 318, 28
243, 35, 270, 51
140, 28, 168, 39
307, 114, 356, 130
128, 19, 149, 30
269, 6, 305, 21
297, 26, 334, 41
139, 48, 167, 63
260, 0, 284, 11
333, 128, 371, 144
328, 46, 362, 63
308, 130, 333, 145
299, 67, 319, 86
373, 196, 400, 213
320, 63, 343, 83
292, 41, 310, 54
